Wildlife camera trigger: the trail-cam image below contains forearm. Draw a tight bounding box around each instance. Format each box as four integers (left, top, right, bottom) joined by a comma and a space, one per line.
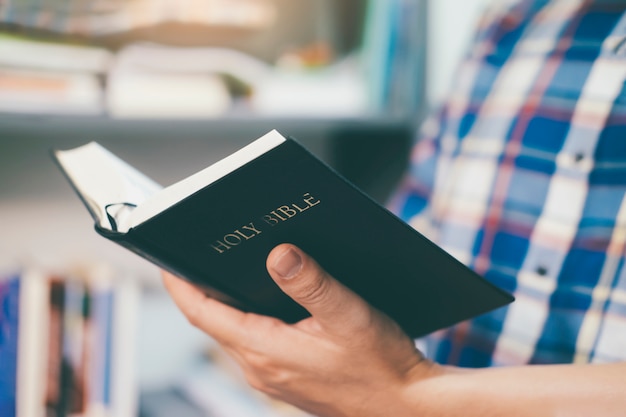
404, 362, 626, 417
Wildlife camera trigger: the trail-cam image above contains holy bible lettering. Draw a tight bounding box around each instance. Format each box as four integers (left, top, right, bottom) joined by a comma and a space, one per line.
262, 192, 321, 226
209, 222, 264, 254
210, 192, 321, 254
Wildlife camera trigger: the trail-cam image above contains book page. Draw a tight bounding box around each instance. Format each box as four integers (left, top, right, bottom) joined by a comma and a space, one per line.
54, 142, 162, 231
55, 129, 286, 232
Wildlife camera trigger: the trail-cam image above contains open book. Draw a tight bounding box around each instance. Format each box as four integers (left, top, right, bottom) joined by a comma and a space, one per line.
53, 130, 513, 338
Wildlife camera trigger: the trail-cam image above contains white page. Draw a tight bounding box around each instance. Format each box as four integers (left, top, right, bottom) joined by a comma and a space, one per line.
54, 142, 163, 230
55, 129, 286, 232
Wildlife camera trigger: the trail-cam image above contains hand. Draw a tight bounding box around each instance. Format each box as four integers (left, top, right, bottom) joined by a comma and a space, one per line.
162, 243, 440, 417
162, 244, 626, 417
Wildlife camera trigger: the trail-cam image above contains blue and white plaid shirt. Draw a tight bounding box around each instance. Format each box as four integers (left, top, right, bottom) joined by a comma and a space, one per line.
389, 0, 626, 366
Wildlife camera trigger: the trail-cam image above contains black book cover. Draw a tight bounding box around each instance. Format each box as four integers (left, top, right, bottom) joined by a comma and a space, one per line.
63, 137, 513, 338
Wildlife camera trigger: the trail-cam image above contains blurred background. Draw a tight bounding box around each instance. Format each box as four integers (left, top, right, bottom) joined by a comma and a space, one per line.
0, 0, 490, 416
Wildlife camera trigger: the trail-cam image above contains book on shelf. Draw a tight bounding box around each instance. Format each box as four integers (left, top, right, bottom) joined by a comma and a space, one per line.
0, 35, 113, 73
106, 42, 367, 119
52, 129, 514, 339
2, 0, 276, 37
0, 67, 104, 115
360, 0, 425, 115
106, 43, 271, 118
0, 35, 111, 115
0, 273, 19, 417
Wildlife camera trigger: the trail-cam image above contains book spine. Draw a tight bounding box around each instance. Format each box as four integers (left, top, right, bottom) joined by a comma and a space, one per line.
110, 275, 139, 417
60, 279, 90, 415
0, 274, 20, 417
45, 279, 66, 416
88, 284, 114, 412
8, 264, 139, 417
16, 268, 49, 417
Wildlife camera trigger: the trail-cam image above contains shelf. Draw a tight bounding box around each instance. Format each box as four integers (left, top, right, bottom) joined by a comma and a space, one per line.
0, 112, 415, 136
1, 112, 415, 202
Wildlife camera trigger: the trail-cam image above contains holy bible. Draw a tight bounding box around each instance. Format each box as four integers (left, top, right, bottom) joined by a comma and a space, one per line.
52, 130, 513, 338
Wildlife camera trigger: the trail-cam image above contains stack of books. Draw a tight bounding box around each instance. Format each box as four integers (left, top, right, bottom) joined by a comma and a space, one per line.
0, 1, 379, 119
0, 34, 112, 115
106, 43, 270, 119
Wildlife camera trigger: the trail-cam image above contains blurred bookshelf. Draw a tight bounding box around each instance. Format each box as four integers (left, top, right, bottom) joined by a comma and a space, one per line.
0, 0, 426, 120
0, 0, 423, 202
0, 1, 426, 416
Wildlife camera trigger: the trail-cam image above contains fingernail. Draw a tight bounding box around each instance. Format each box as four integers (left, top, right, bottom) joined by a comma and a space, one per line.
272, 247, 302, 279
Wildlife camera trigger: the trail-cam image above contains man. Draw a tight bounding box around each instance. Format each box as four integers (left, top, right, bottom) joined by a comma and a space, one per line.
163, 0, 626, 415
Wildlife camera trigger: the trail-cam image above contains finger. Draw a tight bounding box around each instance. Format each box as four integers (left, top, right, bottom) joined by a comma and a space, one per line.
266, 244, 373, 335
161, 270, 250, 345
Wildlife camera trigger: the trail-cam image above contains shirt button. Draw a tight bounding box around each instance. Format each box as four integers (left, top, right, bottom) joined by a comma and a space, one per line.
536, 265, 548, 276
574, 152, 585, 163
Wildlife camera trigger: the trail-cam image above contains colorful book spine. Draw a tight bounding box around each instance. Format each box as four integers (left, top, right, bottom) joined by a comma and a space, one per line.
0, 274, 20, 417
0, 265, 138, 417
89, 283, 114, 412
361, 0, 396, 113
361, 0, 426, 116
61, 279, 90, 415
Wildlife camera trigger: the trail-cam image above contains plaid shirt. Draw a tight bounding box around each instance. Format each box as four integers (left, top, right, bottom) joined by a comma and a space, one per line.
389, 0, 626, 366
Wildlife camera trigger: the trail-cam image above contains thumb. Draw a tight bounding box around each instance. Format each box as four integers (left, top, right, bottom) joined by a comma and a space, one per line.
267, 243, 373, 334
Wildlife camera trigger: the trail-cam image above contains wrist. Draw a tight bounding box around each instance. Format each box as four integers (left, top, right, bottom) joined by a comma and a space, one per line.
395, 357, 452, 416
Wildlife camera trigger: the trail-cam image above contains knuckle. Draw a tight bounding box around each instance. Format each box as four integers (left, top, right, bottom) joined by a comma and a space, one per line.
348, 309, 375, 334
249, 367, 294, 394
245, 374, 266, 392
244, 350, 272, 370
241, 363, 287, 396
240, 351, 293, 389
185, 299, 207, 328
268, 368, 293, 388
239, 314, 282, 348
